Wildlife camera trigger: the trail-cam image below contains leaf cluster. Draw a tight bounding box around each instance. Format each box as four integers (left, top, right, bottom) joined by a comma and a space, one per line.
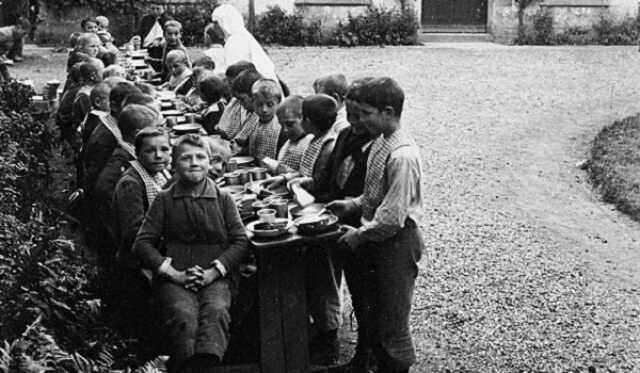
334, 6, 419, 46
254, 6, 324, 46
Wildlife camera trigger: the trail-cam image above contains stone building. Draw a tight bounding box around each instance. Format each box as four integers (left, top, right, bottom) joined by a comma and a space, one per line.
17, 0, 640, 44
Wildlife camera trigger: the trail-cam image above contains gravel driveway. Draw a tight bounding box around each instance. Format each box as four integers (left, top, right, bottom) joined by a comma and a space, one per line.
18, 44, 640, 372
268, 45, 640, 372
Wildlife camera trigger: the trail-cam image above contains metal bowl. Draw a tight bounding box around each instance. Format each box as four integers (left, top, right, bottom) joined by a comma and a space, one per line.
246, 218, 291, 238
294, 213, 339, 235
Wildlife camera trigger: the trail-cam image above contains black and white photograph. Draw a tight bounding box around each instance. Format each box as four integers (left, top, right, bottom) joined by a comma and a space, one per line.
0, 0, 638, 372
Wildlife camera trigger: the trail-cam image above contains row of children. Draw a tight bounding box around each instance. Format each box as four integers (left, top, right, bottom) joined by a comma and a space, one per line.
57, 22, 423, 370
212, 66, 424, 373
0, 17, 32, 81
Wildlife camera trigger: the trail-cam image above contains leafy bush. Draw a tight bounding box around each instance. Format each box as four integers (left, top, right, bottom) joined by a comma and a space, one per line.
254, 6, 324, 46
334, 6, 419, 46
0, 80, 158, 371
516, 9, 554, 45
594, 15, 640, 45
172, 3, 218, 46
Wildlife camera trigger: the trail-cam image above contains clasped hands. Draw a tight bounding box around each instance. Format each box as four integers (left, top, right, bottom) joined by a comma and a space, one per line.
168, 265, 220, 292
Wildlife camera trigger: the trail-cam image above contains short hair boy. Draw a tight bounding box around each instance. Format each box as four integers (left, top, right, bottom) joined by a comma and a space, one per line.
262, 95, 312, 173
81, 17, 98, 33
164, 49, 193, 95
235, 78, 284, 160
133, 132, 248, 373
331, 77, 424, 373
103, 64, 126, 80
161, 20, 190, 82
95, 16, 109, 32
313, 74, 349, 133
198, 75, 227, 136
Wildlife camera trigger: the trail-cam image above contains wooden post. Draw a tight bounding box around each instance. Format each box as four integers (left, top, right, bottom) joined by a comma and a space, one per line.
248, 0, 255, 32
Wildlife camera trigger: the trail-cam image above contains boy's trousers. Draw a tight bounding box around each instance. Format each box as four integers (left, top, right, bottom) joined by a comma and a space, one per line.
305, 244, 343, 333
361, 219, 423, 372
155, 279, 232, 373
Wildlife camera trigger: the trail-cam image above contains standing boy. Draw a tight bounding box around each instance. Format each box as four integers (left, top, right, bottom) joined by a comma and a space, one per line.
0, 17, 31, 81
328, 77, 424, 373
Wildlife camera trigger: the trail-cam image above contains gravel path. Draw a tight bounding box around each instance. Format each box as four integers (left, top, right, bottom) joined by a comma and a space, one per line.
267, 45, 640, 371
17, 45, 640, 371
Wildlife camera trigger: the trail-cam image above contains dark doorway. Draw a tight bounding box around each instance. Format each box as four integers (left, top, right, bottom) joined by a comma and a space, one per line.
421, 0, 488, 32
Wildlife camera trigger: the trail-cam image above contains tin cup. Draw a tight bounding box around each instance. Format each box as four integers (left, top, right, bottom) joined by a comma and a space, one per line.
238, 169, 251, 185
224, 171, 241, 185
257, 208, 276, 223
251, 167, 268, 181
271, 199, 289, 219
185, 113, 196, 123
227, 159, 238, 172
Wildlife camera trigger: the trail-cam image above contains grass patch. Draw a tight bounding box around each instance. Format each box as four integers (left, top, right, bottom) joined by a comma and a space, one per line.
590, 114, 640, 220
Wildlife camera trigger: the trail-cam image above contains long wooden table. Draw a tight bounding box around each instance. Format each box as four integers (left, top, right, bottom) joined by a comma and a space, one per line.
251, 228, 344, 373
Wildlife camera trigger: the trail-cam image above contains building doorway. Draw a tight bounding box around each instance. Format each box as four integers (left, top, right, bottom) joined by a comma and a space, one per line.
421, 0, 488, 32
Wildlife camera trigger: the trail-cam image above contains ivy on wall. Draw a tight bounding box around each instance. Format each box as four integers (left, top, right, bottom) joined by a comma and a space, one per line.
40, 0, 147, 15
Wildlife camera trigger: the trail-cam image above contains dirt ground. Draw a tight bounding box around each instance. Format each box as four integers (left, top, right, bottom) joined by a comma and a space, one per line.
15, 44, 640, 372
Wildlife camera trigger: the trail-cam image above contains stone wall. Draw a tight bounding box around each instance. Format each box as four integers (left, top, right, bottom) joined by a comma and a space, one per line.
487, 0, 639, 44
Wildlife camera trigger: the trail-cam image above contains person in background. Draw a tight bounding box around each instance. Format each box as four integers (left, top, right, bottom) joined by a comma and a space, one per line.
80, 82, 142, 203
112, 126, 172, 339
137, 2, 173, 72
234, 78, 284, 160
79, 81, 111, 150
216, 61, 256, 139
328, 77, 424, 373
210, 4, 276, 81
57, 63, 84, 145
202, 22, 225, 75
96, 15, 109, 32
72, 59, 104, 140
0, 17, 31, 81
261, 95, 312, 174
198, 74, 227, 136
133, 134, 249, 373
163, 49, 193, 95
205, 136, 233, 179
160, 20, 190, 82
103, 64, 127, 80
316, 77, 377, 373
81, 17, 98, 33
97, 30, 119, 55
95, 103, 160, 249
66, 32, 100, 73
272, 95, 340, 365
313, 74, 350, 134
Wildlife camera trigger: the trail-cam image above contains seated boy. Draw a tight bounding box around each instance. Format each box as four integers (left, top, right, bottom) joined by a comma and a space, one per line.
57, 63, 84, 144
96, 16, 109, 32
163, 49, 193, 95
81, 17, 98, 33
236, 78, 285, 160
79, 81, 111, 150
66, 33, 101, 73
133, 134, 249, 373
94, 104, 160, 249
205, 136, 233, 179
198, 74, 226, 136
227, 70, 262, 150
313, 74, 349, 134
80, 82, 142, 202
329, 77, 424, 373
261, 95, 312, 174
103, 64, 126, 80
72, 59, 104, 138
0, 17, 31, 80
160, 20, 191, 83
112, 126, 172, 336
217, 61, 256, 139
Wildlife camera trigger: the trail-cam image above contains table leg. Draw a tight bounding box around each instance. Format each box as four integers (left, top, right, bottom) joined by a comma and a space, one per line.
258, 245, 309, 373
